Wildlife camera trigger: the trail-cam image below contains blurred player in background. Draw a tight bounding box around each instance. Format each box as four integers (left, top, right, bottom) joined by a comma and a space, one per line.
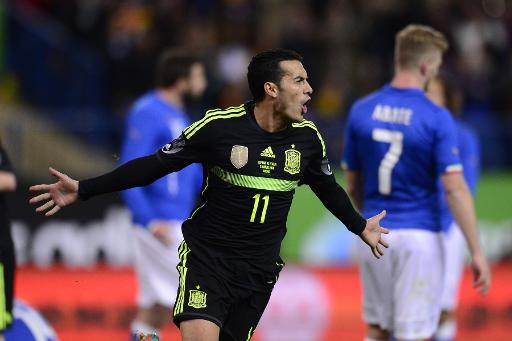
120, 49, 206, 339
427, 75, 481, 341
29, 48, 389, 341
0, 139, 17, 341
342, 25, 490, 341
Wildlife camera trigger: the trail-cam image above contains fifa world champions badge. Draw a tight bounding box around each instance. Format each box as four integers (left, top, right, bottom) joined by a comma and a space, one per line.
230, 145, 249, 169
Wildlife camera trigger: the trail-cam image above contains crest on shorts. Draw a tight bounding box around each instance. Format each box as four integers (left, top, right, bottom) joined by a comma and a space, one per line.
230, 145, 248, 169
188, 286, 207, 309
284, 146, 301, 175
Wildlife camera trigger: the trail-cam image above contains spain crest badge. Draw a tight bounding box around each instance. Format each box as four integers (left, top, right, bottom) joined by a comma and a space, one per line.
284, 147, 301, 175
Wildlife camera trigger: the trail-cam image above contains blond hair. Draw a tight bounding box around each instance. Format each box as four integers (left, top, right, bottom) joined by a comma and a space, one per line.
395, 24, 449, 70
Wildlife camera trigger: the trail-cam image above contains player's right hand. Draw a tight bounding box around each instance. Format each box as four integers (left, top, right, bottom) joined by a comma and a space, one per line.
29, 167, 79, 216
471, 252, 491, 295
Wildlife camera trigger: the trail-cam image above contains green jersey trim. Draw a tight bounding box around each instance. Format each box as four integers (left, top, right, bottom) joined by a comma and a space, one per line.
184, 104, 246, 139
211, 166, 298, 192
292, 120, 326, 157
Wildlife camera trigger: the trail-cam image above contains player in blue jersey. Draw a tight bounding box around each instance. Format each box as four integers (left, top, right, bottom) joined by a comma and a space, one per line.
427, 75, 481, 341
342, 25, 490, 341
120, 49, 206, 339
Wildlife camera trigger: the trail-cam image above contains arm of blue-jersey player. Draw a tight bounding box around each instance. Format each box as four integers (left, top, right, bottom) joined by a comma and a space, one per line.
342, 108, 363, 209
437, 112, 490, 294
441, 172, 490, 294
344, 169, 363, 210
119, 109, 165, 227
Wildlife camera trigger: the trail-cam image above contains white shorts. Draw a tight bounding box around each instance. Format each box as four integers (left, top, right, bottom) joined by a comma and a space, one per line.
441, 223, 466, 310
133, 221, 184, 308
357, 229, 444, 340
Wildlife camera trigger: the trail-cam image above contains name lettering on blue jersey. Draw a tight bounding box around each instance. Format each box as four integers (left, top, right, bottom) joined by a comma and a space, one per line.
372, 104, 413, 125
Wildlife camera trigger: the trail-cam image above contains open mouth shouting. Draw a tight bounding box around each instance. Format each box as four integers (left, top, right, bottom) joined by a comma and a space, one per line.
302, 98, 311, 115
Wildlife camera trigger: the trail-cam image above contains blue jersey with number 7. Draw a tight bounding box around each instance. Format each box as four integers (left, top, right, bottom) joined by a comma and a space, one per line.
342, 85, 462, 232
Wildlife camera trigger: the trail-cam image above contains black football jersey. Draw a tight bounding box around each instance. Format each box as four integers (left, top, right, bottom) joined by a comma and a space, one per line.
156, 102, 335, 272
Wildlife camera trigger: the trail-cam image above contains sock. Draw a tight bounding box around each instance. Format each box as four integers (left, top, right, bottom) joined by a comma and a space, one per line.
130, 320, 159, 340
432, 319, 456, 341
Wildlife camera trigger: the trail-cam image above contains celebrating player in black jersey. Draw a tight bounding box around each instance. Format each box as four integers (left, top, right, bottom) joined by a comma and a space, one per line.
30, 49, 389, 341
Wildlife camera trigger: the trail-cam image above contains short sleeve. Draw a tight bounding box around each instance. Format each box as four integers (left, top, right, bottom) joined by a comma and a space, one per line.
342, 107, 361, 171
435, 109, 463, 175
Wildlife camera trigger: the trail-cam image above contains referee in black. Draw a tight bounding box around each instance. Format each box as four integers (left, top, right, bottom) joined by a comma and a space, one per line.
30, 49, 389, 341
0, 139, 17, 340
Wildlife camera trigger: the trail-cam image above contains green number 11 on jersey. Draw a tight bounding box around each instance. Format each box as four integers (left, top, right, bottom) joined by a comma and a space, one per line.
250, 194, 270, 223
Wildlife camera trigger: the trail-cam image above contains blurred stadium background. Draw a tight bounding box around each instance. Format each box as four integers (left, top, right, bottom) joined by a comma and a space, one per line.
1, 0, 511, 340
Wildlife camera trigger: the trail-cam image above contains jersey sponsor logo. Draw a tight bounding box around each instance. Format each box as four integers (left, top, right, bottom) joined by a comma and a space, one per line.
188, 286, 207, 309
260, 146, 276, 158
161, 136, 186, 154
231, 145, 249, 169
284, 146, 301, 175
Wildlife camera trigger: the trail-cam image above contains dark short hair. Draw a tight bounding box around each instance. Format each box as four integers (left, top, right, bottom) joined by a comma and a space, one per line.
247, 49, 303, 102
155, 49, 200, 88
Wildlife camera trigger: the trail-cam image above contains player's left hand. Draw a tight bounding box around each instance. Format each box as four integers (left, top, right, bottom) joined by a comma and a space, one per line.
360, 210, 390, 259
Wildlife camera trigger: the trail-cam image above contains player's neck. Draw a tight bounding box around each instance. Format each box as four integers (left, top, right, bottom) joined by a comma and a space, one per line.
254, 101, 289, 133
390, 70, 426, 91
157, 88, 184, 109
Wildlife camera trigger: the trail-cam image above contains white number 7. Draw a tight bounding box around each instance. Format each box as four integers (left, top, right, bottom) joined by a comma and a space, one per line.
372, 128, 403, 195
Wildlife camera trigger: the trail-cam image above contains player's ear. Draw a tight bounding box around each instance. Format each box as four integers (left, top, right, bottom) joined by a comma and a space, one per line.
419, 62, 428, 78
264, 81, 279, 99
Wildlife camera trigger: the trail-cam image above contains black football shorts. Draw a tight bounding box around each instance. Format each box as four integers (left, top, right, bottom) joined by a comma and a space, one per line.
172, 241, 283, 341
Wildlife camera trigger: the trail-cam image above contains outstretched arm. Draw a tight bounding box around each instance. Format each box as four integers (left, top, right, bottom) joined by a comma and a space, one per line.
310, 179, 389, 259
30, 154, 168, 216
